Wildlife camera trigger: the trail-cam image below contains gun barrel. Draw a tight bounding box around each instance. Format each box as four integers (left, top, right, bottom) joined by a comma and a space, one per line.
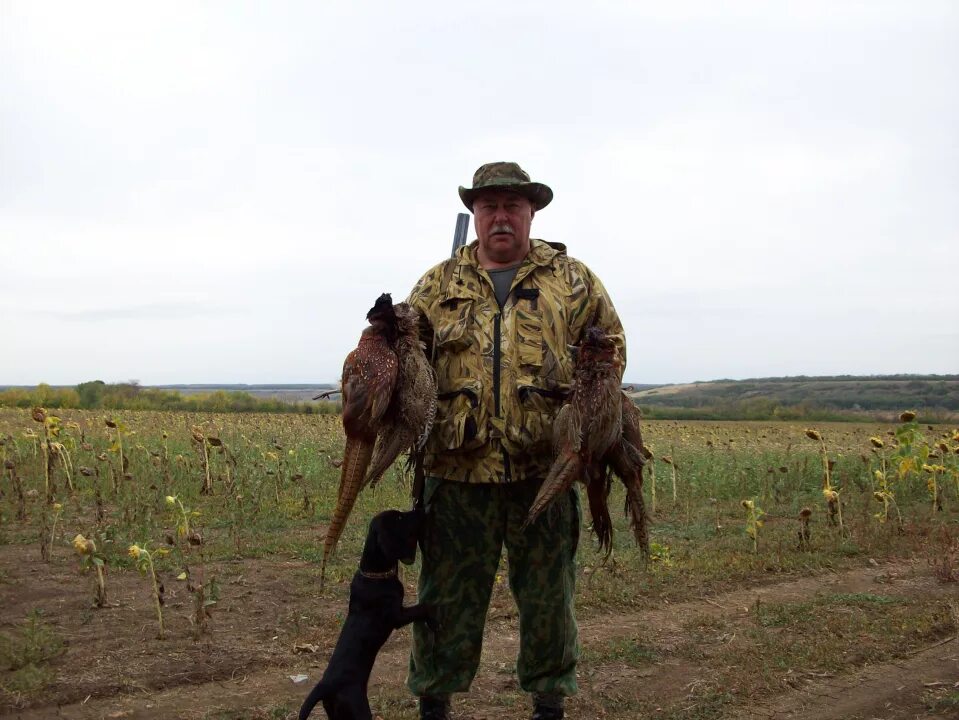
451, 213, 470, 258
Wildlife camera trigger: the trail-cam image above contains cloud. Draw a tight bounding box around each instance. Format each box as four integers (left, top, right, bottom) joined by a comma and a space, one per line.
1, 1, 956, 385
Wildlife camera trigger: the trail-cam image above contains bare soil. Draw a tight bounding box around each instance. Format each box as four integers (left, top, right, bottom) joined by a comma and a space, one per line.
1, 545, 957, 720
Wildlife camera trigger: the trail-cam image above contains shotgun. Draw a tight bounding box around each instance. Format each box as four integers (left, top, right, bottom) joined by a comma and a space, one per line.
451, 212, 470, 258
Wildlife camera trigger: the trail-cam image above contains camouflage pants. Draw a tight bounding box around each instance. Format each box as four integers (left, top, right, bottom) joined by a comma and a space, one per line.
407, 476, 580, 698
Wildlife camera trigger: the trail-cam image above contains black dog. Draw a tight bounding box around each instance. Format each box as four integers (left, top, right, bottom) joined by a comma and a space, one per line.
299, 508, 436, 720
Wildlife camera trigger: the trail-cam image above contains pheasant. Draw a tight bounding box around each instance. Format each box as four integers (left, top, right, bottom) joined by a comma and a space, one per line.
320, 294, 436, 588
525, 327, 647, 555
607, 392, 650, 555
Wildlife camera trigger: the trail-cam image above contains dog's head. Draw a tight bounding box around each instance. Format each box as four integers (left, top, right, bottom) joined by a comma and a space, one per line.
369, 508, 423, 566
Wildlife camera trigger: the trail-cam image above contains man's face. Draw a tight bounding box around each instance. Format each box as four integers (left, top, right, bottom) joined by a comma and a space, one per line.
473, 190, 535, 268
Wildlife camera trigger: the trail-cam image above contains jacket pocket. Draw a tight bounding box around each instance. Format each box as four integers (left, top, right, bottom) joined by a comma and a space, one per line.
514, 304, 543, 371
501, 382, 567, 456
429, 378, 488, 453
434, 298, 473, 352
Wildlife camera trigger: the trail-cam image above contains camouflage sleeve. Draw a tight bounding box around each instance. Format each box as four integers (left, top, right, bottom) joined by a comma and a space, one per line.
572, 260, 627, 377
406, 261, 446, 359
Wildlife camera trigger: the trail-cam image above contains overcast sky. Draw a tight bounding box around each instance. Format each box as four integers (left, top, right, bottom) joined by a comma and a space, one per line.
2, 1, 956, 386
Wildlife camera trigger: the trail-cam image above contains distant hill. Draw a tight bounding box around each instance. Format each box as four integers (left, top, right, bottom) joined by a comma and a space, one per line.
0, 382, 341, 414
626, 374, 959, 420
153, 384, 337, 403
4, 376, 957, 421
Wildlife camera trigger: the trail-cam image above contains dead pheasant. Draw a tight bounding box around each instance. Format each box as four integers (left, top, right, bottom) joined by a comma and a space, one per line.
607, 393, 650, 556
320, 294, 436, 588
525, 327, 623, 551
364, 302, 436, 487
525, 327, 647, 555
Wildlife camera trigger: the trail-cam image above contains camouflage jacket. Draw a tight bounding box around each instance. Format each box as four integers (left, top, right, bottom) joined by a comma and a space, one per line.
407, 238, 625, 484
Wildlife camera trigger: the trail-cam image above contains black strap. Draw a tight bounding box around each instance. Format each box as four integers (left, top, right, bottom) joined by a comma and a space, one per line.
518, 385, 569, 403
516, 286, 539, 311
437, 387, 479, 407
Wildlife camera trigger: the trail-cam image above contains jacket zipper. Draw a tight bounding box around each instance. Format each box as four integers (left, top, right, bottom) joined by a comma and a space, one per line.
492, 312, 511, 481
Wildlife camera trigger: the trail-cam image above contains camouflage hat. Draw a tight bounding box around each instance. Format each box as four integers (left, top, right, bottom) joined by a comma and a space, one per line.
458, 161, 553, 212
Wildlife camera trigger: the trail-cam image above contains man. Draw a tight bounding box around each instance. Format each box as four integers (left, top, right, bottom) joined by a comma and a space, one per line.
406, 162, 625, 720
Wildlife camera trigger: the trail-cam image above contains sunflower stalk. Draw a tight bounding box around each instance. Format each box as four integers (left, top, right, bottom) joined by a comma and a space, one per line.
51, 442, 75, 493
73, 534, 107, 607
741, 498, 765, 553
129, 543, 166, 639
105, 418, 128, 497
165, 495, 191, 539
922, 464, 945, 515
805, 429, 844, 534
31, 408, 55, 503
191, 428, 214, 495
4, 460, 26, 521
868, 437, 901, 528
48, 502, 63, 556
647, 450, 657, 514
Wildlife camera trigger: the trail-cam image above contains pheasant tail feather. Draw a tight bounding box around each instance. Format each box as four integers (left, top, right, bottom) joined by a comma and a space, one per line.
525, 451, 583, 528
587, 468, 614, 556
365, 425, 415, 488
622, 469, 650, 557
320, 438, 374, 589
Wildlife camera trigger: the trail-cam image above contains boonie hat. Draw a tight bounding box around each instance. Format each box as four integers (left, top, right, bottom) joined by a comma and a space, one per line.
458, 161, 553, 212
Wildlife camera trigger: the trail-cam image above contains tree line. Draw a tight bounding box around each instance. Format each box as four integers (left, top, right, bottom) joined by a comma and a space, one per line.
0, 381, 339, 415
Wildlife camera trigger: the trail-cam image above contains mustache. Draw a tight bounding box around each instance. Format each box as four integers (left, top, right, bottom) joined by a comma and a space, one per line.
490, 223, 515, 236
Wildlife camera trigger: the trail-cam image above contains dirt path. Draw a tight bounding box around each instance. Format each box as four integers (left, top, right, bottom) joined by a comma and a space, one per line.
742, 639, 958, 720
5, 556, 957, 719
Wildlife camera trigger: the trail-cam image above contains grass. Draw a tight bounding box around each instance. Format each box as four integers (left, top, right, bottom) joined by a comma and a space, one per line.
925, 689, 959, 713
581, 635, 659, 665
672, 592, 955, 708
201, 706, 297, 720
0, 609, 64, 695
1, 408, 958, 716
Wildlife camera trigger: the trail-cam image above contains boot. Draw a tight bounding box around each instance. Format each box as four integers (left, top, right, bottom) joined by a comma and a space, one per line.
419, 695, 451, 720
531, 692, 564, 720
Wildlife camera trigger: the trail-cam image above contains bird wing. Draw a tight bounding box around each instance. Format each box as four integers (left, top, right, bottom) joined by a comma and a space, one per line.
340, 335, 398, 441
364, 340, 436, 488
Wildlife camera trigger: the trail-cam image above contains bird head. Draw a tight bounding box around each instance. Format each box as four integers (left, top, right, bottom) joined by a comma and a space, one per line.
366, 293, 400, 342
578, 326, 619, 366
367, 293, 396, 324
392, 302, 420, 337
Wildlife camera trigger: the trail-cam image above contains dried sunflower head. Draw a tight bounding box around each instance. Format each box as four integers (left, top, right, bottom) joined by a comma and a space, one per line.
73, 534, 95, 555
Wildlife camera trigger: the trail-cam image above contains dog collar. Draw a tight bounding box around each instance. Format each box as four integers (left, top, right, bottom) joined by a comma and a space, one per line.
359, 568, 397, 580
